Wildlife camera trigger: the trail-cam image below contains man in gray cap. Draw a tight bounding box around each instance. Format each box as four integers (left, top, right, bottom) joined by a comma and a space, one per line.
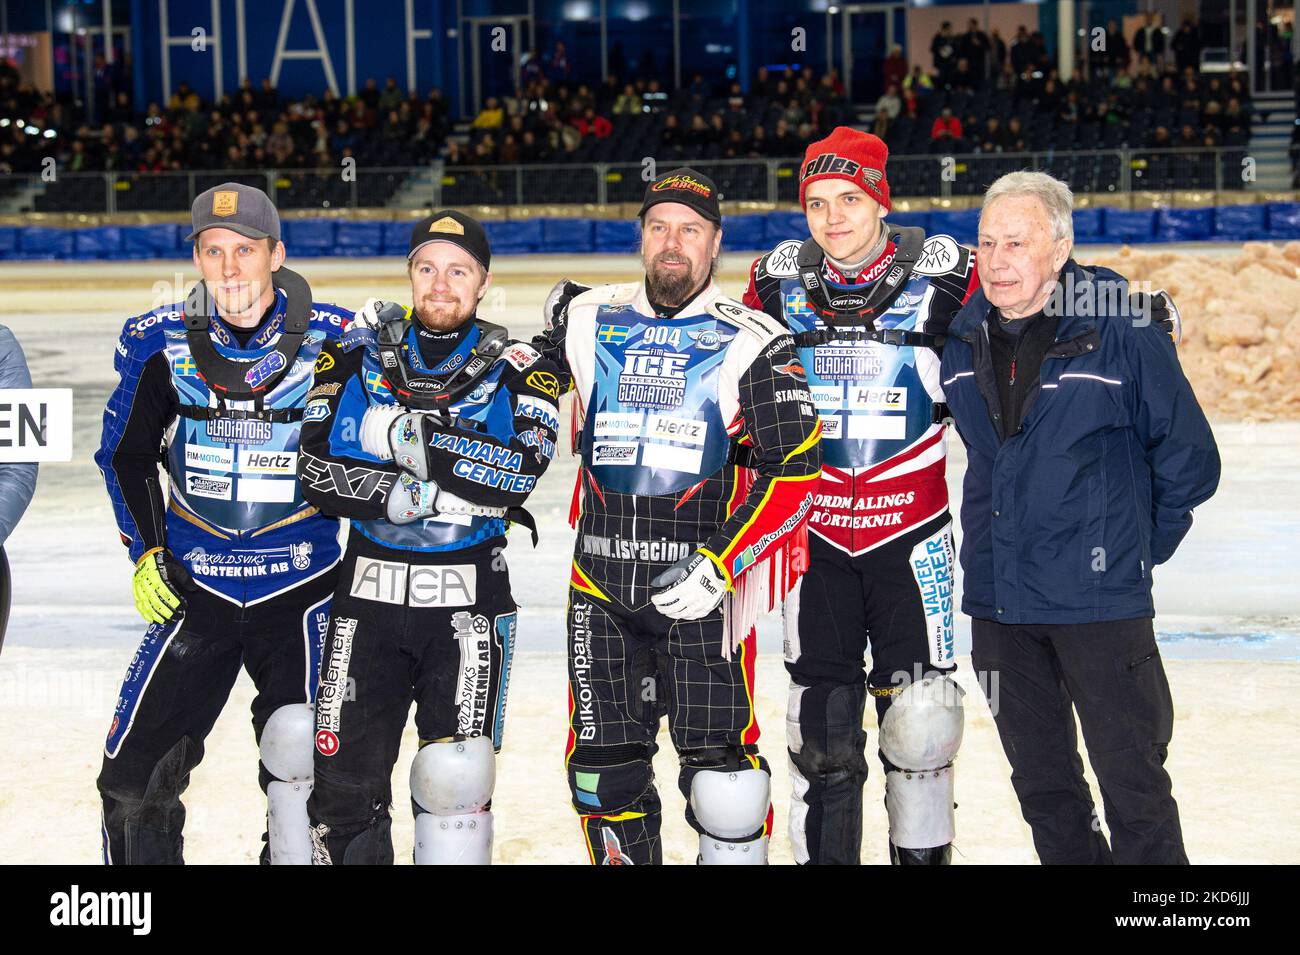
94, 182, 352, 864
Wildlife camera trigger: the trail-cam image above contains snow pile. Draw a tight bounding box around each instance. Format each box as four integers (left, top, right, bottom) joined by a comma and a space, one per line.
1090, 242, 1300, 421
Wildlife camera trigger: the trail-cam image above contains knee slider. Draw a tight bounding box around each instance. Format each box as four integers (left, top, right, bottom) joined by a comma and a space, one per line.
568, 743, 653, 814
879, 676, 964, 850
878, 675, 964, 772
260, 704, 315, 782
410, 736, 495, 816
688, 763, 771, 840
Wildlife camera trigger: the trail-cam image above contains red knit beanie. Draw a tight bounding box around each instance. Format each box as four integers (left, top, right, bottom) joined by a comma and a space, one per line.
799, 126, 891, 212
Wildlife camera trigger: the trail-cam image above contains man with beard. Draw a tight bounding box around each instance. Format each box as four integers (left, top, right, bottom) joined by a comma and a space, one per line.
536, 169, 822, 864
298, 211, 559, 864
96, 183, 350, 863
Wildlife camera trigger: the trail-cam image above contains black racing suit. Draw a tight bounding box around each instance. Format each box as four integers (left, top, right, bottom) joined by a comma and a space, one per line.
538, 279, 822, 864
298, 318, 559, 864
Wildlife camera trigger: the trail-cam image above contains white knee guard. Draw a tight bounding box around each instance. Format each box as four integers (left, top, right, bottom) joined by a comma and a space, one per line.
261, 703, 315, 865
690, 768, 771, 865
410, 736, 495, 865
878, 676, 965, 849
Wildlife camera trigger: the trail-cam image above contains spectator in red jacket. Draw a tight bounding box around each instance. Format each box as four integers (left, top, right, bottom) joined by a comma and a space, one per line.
571, 107, 612, 139
931, 106, 963, 141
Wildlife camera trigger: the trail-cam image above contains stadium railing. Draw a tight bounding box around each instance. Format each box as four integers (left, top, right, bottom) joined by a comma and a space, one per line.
9, 148, 1259, 214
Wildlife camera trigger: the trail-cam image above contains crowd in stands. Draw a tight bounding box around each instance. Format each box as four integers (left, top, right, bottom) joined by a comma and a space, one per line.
1, 59, 452, 178
873, 16, 1254, 159
458, 44, 853, 167
0, 12, 1280, 206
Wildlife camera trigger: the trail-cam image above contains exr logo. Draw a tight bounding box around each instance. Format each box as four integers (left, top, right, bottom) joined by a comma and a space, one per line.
49, 885, 151, 935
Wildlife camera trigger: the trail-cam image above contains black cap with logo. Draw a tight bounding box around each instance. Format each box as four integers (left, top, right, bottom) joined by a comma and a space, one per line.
407, 210, 492, 270
187, 182, 281, 242
638, 167, 722, 225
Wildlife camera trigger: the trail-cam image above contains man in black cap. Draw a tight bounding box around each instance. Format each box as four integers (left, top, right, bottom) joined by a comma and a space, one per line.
298, 210, 560, 864
535, 169, 822, 864
95, 182, 352, 863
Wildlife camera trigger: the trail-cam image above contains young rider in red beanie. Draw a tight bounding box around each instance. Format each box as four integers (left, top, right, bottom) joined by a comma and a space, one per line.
744, 127, 979, 865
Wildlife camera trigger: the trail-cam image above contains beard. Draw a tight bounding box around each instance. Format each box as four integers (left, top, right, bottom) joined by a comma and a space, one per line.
644, 250, 709, 307
413, 294, 475, 331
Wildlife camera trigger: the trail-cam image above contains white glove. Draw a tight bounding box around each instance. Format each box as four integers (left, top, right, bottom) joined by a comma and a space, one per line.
351, 297, 384, 332
389, 411, 430, 479
359, 405, 404, 460
650, 552, 728, 621
436, 486, 505, 517
386, 472, 437, 525
385, 472, 504, 525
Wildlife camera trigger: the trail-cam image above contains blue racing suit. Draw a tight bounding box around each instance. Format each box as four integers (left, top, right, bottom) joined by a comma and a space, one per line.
94, 285, 351, 864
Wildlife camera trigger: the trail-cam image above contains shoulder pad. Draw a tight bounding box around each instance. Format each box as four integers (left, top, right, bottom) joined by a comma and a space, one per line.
914, 234, 973, 278
310, 303, 353, 337
760, 239, 804, 278
118, 304, 183, 353
337, 325, 375, 354
571, 282, 640, 311
498, 340, 541, 372
707, 296, 787, 339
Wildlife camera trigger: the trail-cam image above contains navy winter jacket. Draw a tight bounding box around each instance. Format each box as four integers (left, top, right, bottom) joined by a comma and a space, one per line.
940, 260, 1220, 624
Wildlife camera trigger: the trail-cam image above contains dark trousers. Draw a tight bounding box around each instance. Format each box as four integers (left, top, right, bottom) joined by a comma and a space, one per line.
308, 539, 516, 865
784, 517, 957, 865
98, 574, 335, 864
970, 616, 1187, 865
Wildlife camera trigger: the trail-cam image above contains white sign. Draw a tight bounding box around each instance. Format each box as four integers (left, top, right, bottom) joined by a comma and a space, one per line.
0, 389, 73, 462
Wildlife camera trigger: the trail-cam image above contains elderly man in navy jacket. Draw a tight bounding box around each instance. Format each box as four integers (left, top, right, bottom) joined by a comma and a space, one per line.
941, 171, 1219, 864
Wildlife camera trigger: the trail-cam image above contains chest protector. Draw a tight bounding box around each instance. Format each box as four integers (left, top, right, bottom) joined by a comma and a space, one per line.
166, 281, 326, 532
782, 275, 939, 470
355, 322, 511, 552
580, 305, 732, 497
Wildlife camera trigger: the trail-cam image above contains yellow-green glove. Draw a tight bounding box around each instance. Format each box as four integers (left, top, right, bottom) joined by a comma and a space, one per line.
132, 547, 192, 625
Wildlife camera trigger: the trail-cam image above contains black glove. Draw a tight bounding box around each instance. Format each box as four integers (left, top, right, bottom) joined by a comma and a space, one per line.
1129, 289, 1181, 344
543, 279, 591, 331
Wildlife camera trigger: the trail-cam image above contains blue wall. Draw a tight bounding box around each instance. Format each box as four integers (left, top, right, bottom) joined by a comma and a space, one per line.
4, 204, 1298, 261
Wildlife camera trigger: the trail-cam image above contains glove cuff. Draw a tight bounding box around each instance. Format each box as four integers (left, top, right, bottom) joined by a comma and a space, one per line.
697, 547, 734, 592
359, 405, 404, 460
